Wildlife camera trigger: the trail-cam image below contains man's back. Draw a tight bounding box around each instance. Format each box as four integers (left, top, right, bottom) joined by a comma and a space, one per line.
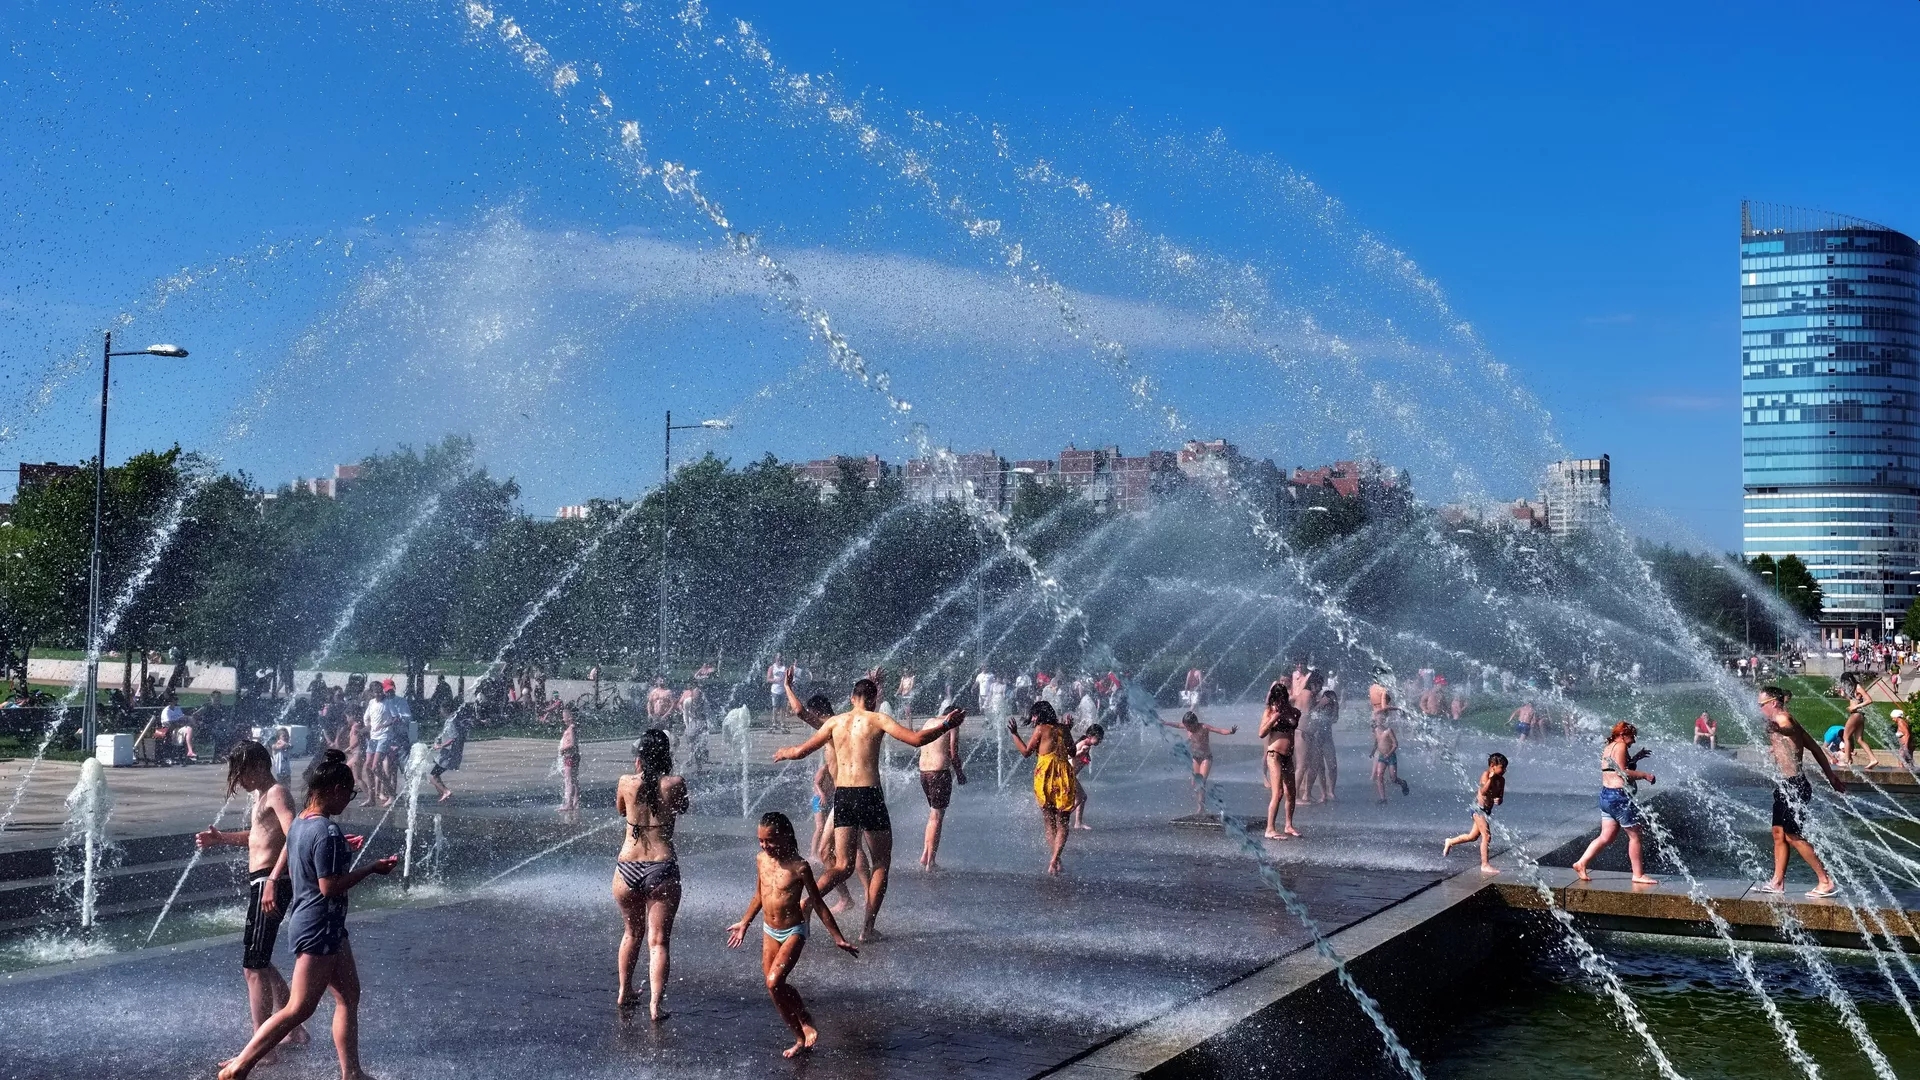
827, 708, 891, 788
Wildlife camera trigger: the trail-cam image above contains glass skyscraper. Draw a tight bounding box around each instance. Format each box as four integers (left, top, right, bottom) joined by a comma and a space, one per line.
1741, 201, 1920, 635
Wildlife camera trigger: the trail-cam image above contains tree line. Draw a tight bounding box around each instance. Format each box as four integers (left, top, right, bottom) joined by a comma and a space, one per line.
0, 435, 1819, 709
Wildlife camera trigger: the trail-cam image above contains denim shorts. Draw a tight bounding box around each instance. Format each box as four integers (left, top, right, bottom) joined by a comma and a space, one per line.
1598, 787, 1639, 828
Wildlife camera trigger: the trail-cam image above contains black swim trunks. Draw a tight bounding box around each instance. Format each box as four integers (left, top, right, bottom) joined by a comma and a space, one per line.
920, 769, 953, 811
243, 870, 291, 970
833, 785, 891, 832
1266, 747, 1295, 776
1771, 774, 1813, 837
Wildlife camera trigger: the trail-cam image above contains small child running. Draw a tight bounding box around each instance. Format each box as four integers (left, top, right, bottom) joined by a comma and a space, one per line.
1370, 703, 1410, 801
1071, 724, 1104, 830
1162, 710, 1237, 814
1442, 753, 1508, 874
726, 811, 858, 1058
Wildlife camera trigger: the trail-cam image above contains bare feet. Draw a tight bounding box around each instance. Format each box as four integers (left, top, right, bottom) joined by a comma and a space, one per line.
826, 895, 852, 915
1572, 862, 1591, 881
650, 1006, 670, 1023
1074, 823, 1092, 830
1045, 860, 1063, 875
216, 1059, 245, 1080
287, 1023, 311, 1045
437, 791, 453, 802
1284, 826, 1301, 838
1265, 830, 1286, 841
1442, 838, 1457, 856
1630, 875, 1660, 886
1480, 865, 1500, 875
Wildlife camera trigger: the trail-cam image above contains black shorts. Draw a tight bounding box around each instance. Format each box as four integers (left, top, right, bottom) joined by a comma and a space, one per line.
243, 871, 290, 970
1772, 774, 1813, 837
920, 769, 953, 811
832, 785, 891, 832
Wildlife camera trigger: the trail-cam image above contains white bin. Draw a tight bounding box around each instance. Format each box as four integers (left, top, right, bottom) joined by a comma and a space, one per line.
96, 733, 135, 767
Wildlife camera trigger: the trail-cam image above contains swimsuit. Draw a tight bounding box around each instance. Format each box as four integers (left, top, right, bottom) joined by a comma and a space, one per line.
832, 785, 891, 832
615, 859, 681, 894
1033, 751, 1076, 812
1771, 774, 1813, 837
1374, 749, 1398, 768
920, 768, 953, 810
242, 869, 290, 970
1266, 747, 1296, 775
763, 921, 808, 944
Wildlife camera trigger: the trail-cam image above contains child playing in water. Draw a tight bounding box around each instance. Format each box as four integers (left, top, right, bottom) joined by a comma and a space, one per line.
1071, 724, 1104, 830
1162, 710, 1237, 814
218, 751, 398, 1080
1371, 704, 1410, 801
726, 811, 858, 1058
1012, 701, 1079, 872
1442, 752, 1507, 874
544, 700, 581, 813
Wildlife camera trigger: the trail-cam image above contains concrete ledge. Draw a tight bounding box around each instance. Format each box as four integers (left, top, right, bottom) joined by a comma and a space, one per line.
1493, 867, 1920, 942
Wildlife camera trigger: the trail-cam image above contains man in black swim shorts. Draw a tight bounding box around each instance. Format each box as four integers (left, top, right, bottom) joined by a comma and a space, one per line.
775, 675, 964, 941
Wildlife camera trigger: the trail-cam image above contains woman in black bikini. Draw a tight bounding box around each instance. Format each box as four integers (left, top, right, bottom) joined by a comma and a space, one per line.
613, 729, 689, 1020
1259, 681, 1302, 839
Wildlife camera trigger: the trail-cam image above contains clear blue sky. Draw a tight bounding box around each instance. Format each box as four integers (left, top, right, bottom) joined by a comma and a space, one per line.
3, 0, 1917, 549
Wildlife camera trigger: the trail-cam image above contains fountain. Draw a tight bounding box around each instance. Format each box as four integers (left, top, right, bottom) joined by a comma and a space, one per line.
3, 3, 1919, 1078
57, 759, 114, 932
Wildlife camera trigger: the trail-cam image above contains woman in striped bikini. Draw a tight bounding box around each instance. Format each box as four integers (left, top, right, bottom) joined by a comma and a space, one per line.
613, 729, 688, 1021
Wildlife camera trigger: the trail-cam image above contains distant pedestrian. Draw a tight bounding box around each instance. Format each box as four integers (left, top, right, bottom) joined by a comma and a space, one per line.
1692, 712, 1717, 751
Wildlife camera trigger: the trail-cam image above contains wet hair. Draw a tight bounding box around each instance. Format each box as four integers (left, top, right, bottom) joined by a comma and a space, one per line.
758, 810, 799, 857
1608, 721, 1637, 743
1030, 700, 1060, 727
1488, 752, 1509, 769
1760, 685, 1790, 706
1181, 710, 1201, 730
805, 694, 834, 718
1085, 724, 1105, 742
851, 678, 879, 709
305, 749, 353, 804
1265, 682, 1289, 710
1305, 669, 1326, 694
633, 729, 674, 813
226, 740, 272, 795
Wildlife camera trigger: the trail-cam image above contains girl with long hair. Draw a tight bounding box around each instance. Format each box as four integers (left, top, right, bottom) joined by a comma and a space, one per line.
612, 728, 688, 1020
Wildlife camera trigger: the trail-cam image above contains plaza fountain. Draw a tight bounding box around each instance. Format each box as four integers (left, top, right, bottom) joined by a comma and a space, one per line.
1, 2, 1919, 1078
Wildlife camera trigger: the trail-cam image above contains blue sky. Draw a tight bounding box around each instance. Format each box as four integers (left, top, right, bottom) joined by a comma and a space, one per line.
3, 0, 1918, 549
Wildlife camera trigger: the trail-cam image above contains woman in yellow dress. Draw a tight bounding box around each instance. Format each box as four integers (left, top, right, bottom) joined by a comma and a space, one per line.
1010, 700, 1076, 874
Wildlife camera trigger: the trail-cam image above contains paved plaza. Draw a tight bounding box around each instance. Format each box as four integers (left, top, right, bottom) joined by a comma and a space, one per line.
0, 709, 1603, 1078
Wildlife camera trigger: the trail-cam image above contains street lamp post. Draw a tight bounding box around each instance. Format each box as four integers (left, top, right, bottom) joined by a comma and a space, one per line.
83, 332, 189, 756
657, 411, 731, 676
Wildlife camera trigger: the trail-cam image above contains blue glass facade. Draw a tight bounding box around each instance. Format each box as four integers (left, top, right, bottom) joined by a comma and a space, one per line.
1741, 202, 1920, 630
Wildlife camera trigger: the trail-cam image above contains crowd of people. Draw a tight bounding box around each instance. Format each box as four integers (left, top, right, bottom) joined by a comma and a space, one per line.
173, 641, 1892, 1074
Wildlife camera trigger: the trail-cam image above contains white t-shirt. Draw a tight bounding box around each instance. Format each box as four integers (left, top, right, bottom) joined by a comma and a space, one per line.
162, 704, 185, 727
768, 664, 787, 694
365, 697, 393, 742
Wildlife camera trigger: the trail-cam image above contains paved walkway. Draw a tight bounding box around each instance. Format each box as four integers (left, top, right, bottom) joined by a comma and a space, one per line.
0, 713, 1598, 1079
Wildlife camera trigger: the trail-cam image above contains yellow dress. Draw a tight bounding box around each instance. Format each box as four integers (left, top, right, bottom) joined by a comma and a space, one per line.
1033, 752, 1076, 812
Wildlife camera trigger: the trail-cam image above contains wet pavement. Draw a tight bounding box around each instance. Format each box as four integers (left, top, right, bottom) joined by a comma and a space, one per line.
0, 714, 1600, 1078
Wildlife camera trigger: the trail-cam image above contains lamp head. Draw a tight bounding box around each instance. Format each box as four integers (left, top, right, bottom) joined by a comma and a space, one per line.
145, 344, 188, 358
699, 418, 731, 429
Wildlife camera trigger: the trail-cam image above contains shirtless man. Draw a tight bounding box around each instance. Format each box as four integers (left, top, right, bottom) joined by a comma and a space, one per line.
782, 671, 857, 908
1757, 686, 1846, 898
916, 707, 965, 870
196, 742, 309, 1052
1508, 701, 1538, 741
774, 676, 964, 941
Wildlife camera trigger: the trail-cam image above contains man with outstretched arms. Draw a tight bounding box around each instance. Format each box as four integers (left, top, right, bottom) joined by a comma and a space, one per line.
774, 676, 963, 941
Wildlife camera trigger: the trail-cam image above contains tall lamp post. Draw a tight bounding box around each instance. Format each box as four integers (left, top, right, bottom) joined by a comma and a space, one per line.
83, 333, 189, 756
658, 411, 732, 675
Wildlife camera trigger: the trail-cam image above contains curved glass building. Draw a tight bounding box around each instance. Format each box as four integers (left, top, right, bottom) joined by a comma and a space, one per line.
1741, 201, 1920, 636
